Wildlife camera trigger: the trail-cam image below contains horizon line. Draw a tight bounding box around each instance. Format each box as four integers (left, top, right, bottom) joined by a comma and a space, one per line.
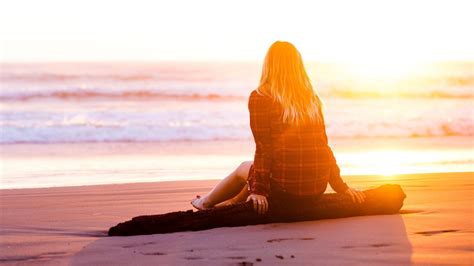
2, 59, 474, 64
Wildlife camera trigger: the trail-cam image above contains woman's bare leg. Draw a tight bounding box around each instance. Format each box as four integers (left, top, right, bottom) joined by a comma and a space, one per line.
191, 161, 252, 209
214, 183, 250, 207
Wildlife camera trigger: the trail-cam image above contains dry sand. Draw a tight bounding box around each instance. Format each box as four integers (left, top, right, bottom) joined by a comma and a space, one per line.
1, 172, 473, 265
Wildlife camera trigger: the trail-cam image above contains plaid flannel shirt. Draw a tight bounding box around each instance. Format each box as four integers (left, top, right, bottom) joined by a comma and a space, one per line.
248, 90, 349, 197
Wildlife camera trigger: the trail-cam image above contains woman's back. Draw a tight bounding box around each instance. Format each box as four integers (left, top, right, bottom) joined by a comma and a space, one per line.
248, 90, 341, 197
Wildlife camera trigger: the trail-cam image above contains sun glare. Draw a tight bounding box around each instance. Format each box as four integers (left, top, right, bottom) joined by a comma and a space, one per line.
343, 150, 447, 177
362, 151, 407, 176
343, 60, 422, 79
1, 1, 473, 62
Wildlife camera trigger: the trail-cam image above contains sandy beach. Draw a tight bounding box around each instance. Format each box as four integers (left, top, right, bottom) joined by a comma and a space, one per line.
1, 171, 472, 265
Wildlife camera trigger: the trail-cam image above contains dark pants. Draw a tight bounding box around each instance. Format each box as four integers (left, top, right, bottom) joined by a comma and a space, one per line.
269, 179, 322, 205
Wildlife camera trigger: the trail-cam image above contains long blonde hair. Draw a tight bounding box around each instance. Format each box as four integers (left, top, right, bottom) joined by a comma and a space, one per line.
257, 41, 323, 125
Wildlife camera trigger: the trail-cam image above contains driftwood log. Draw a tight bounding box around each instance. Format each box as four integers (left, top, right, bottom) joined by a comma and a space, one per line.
108, 184, 405, 236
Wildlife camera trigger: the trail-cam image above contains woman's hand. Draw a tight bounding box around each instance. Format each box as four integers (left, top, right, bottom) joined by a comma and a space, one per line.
345, 188, 366, 203
246, 194, 268, 214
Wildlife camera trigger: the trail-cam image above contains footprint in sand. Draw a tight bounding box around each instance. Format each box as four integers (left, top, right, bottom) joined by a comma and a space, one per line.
237, 262, 254, 266
370, 243, 392, 248
140, 252, 166, 256
184, 256, 203, 260
122, 241, 156, 248
415, 229, 459, 236
267, 237, 314, 243
342, 243, 392, 249
227, 256, 247, 260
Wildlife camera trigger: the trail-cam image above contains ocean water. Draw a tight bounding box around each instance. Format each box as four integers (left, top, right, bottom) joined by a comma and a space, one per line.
1, 62, 473, 143
0, 62, 473, 189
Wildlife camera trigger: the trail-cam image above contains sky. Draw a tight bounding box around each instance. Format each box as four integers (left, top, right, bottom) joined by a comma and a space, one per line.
1, 0, 473, 62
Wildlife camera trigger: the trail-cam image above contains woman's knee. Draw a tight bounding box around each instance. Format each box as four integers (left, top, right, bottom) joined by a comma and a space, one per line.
236, 161, 253, 181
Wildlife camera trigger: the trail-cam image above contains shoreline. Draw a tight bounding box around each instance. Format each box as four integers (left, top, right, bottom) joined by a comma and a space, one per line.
0, 170, 472, 192
1, 136, 472, 190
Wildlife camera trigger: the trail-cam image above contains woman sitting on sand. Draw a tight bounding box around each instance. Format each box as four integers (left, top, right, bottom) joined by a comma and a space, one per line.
192, 41, 365, 214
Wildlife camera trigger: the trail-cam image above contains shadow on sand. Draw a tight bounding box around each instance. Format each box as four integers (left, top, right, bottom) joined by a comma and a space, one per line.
71, 214, 412, 265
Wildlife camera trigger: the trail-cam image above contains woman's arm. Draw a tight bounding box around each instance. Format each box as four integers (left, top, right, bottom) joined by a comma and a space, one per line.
321, 117, 365, 203
327, 159, 349, 194
321, 115, 349, 194
248, 90, 272, 198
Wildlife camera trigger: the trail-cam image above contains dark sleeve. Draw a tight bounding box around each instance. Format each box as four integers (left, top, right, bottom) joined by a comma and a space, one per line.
248, 91, 272, 197
321, 113, 349, 194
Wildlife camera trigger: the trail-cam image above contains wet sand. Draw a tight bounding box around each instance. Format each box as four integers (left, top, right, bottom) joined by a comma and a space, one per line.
1, 137, 471, 189
0, 172, 472, 265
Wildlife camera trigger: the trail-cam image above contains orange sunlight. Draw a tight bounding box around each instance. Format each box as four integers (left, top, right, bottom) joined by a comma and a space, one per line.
359, 151, 413, 177
338, 147, 473, 178
2, 1, 473, 62
343, 60, 422, 79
